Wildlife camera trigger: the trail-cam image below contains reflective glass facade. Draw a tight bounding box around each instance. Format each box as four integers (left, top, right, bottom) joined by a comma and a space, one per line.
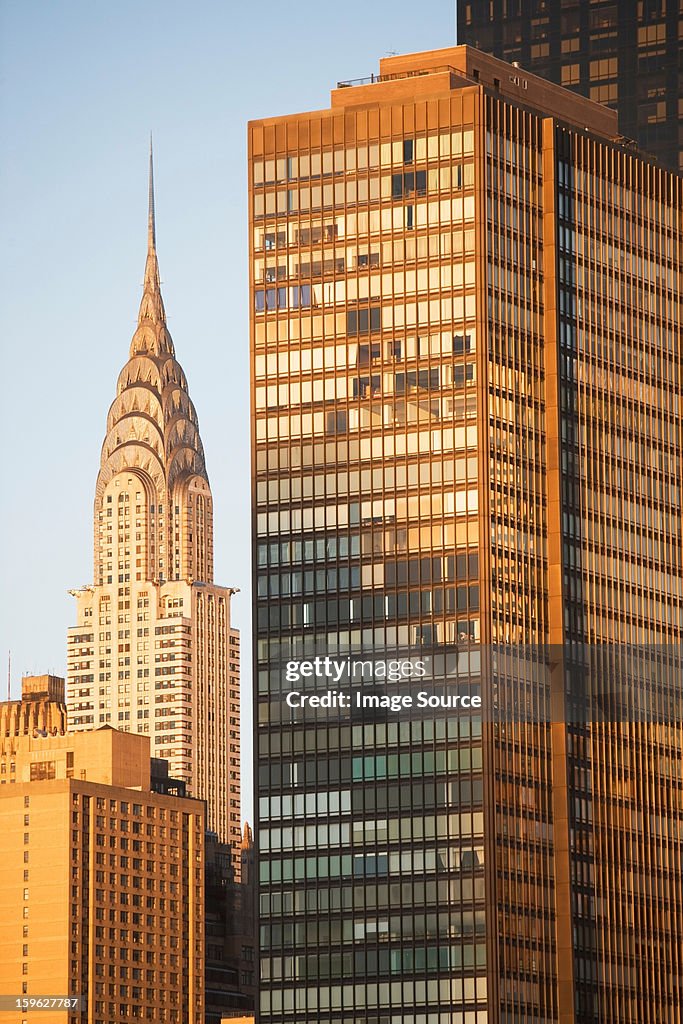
250, 46, 683, 1024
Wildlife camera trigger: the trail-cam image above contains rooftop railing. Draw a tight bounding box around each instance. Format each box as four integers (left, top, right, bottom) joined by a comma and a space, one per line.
337, 67, 454, 89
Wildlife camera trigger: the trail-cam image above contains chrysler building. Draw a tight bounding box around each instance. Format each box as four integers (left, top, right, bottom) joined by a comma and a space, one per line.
66, 149, 241, 856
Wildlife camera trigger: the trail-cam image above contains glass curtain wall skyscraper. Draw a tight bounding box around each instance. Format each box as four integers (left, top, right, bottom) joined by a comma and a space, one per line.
457, 0, 683, 172
249, 47, 683, 1023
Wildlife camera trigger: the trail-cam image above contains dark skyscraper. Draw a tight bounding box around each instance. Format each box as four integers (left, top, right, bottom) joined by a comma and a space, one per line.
249, 45, 683, 1024
457, 0, 682, 171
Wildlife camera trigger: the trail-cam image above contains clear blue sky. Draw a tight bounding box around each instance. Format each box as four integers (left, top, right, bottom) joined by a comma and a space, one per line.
0, 0, 456, 817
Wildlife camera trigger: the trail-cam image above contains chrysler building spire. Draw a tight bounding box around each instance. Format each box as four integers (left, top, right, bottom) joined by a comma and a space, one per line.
66, 149, 242, 857
95, 154, 210, 585
136, 137, 168, 337
148, 135, 156, 250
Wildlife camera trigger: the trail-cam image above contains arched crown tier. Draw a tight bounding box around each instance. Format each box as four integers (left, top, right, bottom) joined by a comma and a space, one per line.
92, 148, 213, 585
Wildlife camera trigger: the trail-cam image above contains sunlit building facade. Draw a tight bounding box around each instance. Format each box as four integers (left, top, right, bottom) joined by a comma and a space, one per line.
249, 45, 683, 1024
0, 677, 204, 1024
0, 675, 68, 744
457, 0, 683, 171
66, 154, 241, 859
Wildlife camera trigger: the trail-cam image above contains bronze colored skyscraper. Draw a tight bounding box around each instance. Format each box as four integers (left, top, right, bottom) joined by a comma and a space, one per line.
457, 0, 683, 171
66, 150, 241, 859
249, 46, 683, 1023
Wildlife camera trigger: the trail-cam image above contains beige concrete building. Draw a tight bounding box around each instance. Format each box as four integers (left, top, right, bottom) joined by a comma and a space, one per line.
0, 675, 68, 750
0, 677, 204, 1024
66, 151, 241, 859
